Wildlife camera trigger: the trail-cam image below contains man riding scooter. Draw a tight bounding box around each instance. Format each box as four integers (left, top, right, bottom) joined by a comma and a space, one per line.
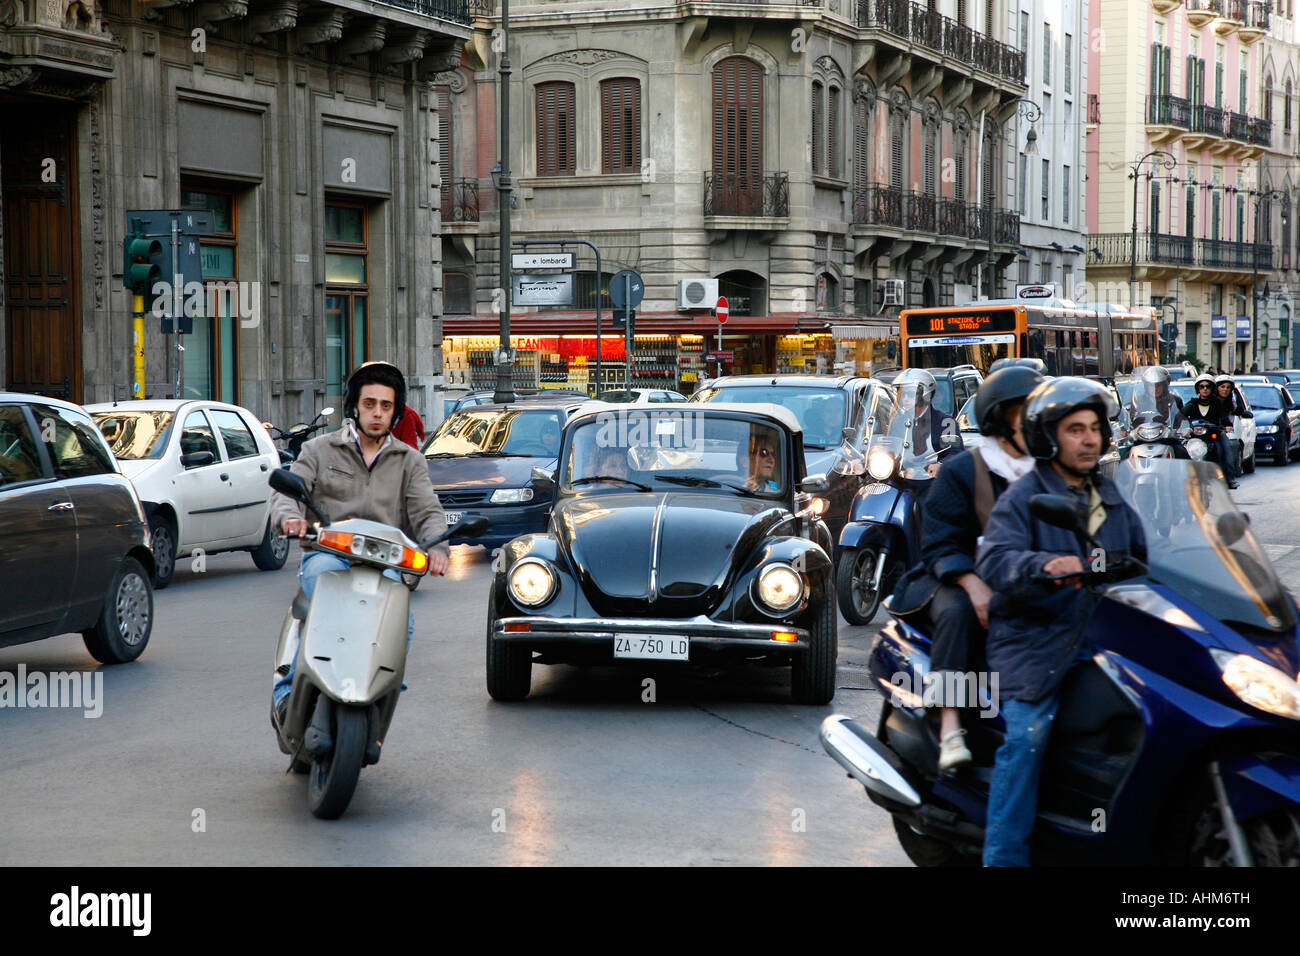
975, 377, 1147, 866
890, 364, 1044, 771
270, 361, 451, 729
893, 368, 960, 480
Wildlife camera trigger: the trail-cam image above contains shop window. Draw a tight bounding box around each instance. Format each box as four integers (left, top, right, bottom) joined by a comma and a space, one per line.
179, 186, 240, 403
600, 78, 641, 175
537, 81, 576, 177
325, 201, 369, 409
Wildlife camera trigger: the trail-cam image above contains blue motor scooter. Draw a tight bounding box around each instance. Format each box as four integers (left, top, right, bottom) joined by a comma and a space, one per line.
821, 457, 1300, 865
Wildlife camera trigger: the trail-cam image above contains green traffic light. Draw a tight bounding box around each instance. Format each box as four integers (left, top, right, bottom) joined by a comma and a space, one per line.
123, 231, 162, 295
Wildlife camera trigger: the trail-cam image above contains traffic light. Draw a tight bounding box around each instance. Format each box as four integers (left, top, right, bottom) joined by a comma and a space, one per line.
123, 220, 163, 297
612, 306, 635, 332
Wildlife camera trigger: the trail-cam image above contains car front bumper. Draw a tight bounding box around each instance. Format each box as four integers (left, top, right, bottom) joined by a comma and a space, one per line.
492, 615, 810, 653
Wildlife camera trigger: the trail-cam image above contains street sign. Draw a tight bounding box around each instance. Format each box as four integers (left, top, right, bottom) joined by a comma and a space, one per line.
715, 296, 729, 324
612, 307, 636, 331
126, 208, 215, 238
1236, 316, 1252, 339
1015, 283, 1055, 299
513, 273, 575, 306
609, 269, 644, 309
512, 252, 574, 270
1211, 315, 1228, 340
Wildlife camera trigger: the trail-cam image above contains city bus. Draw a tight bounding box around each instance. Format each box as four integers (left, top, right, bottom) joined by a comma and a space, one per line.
899, 299, 1159, 378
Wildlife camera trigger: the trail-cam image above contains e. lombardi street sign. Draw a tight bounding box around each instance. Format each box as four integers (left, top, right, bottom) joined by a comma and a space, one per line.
511, 252, 574, 271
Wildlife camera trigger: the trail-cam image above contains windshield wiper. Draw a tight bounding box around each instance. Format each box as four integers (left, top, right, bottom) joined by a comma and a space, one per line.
654, 474, 721, 488
425, 452, 461, 458
571, 475, 652, 491
804, 442, 834, 450
467, 450, 528, 457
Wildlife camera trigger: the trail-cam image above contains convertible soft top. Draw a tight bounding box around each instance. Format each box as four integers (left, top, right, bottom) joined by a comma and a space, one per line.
566, 401, 802, 435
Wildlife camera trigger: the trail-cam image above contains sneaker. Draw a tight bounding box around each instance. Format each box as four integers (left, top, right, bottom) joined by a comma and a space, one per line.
938, 729, 972, 771
1228, 479, 1240, 490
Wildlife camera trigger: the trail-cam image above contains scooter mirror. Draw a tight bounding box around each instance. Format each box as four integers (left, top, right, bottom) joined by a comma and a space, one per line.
1029, 493, 1084, 536
841, 426, 859, 446
801, 473, 831, 494
319, 407, 336, 417
451, 515, 490, 539
269, 467, 308, 499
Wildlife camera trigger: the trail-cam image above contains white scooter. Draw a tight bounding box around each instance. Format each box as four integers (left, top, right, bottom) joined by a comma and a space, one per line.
268, 468, 487, 819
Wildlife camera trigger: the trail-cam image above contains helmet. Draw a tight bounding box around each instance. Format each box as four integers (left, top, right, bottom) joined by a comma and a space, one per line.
1215, 373, 1234, 385
1021, 376, 1118, 460
894, 368, 937, 408
1138, 365, 1172, 389
1193, 372, 1216, 391
974, 365, 1046, 440
344, 361, 406, 428
989, 356, 1048, 374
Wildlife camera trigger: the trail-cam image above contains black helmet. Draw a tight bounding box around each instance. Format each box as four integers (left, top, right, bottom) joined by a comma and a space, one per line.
344, 361, 406, 428
1021, 376, 1118, 461
975, 365, 1046, 440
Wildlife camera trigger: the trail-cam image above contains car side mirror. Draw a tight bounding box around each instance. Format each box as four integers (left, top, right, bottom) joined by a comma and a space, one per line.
801, 473, 830, 494
180, 450, 214, 468
530, 466, 555, 484
841, 426, 859, 446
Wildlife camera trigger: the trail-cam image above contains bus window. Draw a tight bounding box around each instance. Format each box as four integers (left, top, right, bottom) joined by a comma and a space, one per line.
1085, 330, 1099, 375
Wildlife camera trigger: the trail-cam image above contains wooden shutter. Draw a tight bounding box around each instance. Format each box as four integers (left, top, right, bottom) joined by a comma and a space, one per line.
923, 127, 936, 196
1186, 56, 1196, 100
954, 142, 966, 201
828, 86, 840, 178
537, 81, 576, 176
1162, 46, 1171, 97
713, 57, 764, 214
812, 81, 823, 175
853, 96, 870, 190
601, 78, 640, 174
436, 87, 453, 218
1150, 44, 1160, 99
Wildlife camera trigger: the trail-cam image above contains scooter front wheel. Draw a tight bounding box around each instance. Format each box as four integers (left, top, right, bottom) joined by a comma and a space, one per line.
307, 704, 368, 819
837, 547, 889, 625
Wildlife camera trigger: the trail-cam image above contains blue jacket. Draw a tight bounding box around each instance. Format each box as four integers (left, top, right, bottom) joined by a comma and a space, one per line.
974, 461, 1147, 702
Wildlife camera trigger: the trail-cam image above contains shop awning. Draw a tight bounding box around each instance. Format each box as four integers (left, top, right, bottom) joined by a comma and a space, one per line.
441, 312, 835, 336
830, 321, 898, 339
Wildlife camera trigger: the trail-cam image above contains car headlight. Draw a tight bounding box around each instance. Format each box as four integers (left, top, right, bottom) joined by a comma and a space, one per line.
508, 558, 557, 607
490, 487, 535, 504
1105, 584, 1205, 631
1185, 438, 1208, 460
1257, 425, 1278, 435
755, 563, 805, 612
866, 446, 897, 481
1209, 649, 1300, 720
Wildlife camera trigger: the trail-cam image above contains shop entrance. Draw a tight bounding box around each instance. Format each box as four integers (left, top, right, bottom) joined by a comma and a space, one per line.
2, 102, 81, 401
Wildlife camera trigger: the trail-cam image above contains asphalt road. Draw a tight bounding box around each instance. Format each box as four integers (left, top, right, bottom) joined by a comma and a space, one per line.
3, 461, 1298, 866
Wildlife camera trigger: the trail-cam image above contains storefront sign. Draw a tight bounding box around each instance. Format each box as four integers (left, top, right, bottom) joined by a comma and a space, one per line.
513, 274, 574, 306
1211, 315, 1227, 340
1015, 283, 1056, 299
512, 252, 574, 270
706, 350, 734, 362
1236, 316, 1251, 339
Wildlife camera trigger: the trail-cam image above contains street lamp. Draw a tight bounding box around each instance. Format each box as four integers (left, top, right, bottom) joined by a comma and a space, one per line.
986, 99, 1041, 299
1128, 149, 1176, 310
1157, 299, 1179, 364
493, 0, 515, 405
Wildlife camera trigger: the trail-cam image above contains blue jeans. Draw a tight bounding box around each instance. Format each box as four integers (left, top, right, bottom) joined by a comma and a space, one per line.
982, 694, 1061, 866
273, 551, 414, 705
1216, 432, 1237, 482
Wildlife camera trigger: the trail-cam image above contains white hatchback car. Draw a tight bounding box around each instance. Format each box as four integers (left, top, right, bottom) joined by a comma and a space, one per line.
86, 400, 289, 587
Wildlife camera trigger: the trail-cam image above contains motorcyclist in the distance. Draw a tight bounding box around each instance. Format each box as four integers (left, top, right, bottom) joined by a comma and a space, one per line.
269, 361, 450, 728
1216, 372, 1252, 483
1186, 372, 1237, 488
892, 368, 960, 479
1127, 365, 1191, 459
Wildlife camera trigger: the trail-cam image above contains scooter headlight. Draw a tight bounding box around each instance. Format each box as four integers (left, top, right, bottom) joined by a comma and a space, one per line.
508, 558, 557, 607
1210, 649, 1300, 720
1135, 422, 1167, 441
866, 447, 897, 481
1185, 438, 1208, 460
755, 563, 805, 612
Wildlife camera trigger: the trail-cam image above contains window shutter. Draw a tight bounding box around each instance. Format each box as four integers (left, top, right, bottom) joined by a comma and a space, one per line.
923, 128, 936, 196
954, 144, 966, 201
600, 79, 641, 174
436, 87, 453, 218
812, 81, 823, 175
853, 95, 870, 190
1162, 46, 1171, 97
828, 86, 840, 178
891, 123, 904, 189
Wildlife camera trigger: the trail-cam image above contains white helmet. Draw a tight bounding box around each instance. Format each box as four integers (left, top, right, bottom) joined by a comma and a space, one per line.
894, 368, 937, 409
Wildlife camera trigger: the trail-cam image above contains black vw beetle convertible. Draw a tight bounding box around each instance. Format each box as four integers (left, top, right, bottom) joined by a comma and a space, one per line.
485, 403, 838, 704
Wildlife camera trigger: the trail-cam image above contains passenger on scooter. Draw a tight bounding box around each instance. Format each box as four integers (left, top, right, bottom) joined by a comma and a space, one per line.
269, 361, 450, 727
1216, 373, 1251, 483
890, 365, 1045, 771
974, 377, 1147, 866
1188, 373, 1237, 488
893, 368, 960, 478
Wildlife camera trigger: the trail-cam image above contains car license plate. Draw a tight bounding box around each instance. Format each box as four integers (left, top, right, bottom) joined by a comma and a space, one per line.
445, 511, 462, 525
613, 634, 690, 661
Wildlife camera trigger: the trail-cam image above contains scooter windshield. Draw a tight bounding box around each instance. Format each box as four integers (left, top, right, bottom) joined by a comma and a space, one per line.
1113, 459, 1296, 635
868, 384, 940, 481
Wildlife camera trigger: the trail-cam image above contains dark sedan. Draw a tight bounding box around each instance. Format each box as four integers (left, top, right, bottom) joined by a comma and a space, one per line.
424, 403, 569, 549
1240, 382, 1300, 465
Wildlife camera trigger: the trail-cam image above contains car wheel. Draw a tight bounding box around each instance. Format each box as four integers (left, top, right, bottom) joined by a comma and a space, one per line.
485, 593, 531, 701
148, 515, 176, 589
1243, 448, 1256, 473
251, 518, 290, 571
82, 556, 153, 664
1278, 434, 1291, 466
791, 580, 837, 705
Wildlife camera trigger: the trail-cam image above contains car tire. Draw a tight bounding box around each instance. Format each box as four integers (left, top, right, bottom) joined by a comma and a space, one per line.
485, 594, 531, 701
251, 518, 290, 571
1243, 448, 1256, 473
148, 514, 176, 589
792, 579, 837, 705
82, 556, 153, 664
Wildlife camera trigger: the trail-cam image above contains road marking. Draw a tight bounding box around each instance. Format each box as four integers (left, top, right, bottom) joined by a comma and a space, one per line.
1261, 544, 1298, 561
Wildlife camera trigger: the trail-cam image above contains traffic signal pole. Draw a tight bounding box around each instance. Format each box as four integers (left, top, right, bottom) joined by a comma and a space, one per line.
172, 218, 183, 399
133, 295, 146, 396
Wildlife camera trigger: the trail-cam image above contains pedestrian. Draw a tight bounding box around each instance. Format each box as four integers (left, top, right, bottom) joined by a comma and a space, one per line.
391, 402, 426, 449
1250, 361, 1260, 373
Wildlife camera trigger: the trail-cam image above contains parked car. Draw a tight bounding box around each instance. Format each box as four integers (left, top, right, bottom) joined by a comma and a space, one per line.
595, 388, 689, 404
689, 374, 896, 547
1237, 381, 1300, 465
1168, 380, 1257, 473
870, 364, 984, 417
87, 399, 289, 588
424, 402, 572, 550
444, 388, 589, 416
0, 393, 154, 662
485, 402, 837, 704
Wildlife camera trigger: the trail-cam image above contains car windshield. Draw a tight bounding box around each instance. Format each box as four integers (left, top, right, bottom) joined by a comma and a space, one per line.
1241, 385, 1281, 410
693, 385, 846, 447
1113, 459, 1295, 635
423, 408, 564, 458
561, 409, 787, 497
91, 411, 176, 460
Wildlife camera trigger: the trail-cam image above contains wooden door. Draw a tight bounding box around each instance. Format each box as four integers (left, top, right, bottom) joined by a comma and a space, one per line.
2, 104, 80, 402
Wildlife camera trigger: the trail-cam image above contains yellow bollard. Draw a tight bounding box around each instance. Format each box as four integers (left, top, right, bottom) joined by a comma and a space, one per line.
133, 294, 145, 397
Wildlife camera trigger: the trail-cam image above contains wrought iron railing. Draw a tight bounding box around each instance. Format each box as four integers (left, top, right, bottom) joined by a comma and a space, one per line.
857, 0, 1025, 84
1224, 0, 1244, 21
1089, 232, 1273, 270
1147, 94, 1191, 128
1249, 116, 1272, 145
703, 171, 790, 217
1193, 104, 1227, 137
1227, 110, 1252, 141
441, 177, 480, 222
1186, 0, 1225, 14
1244, 0, 1271, 29
852, 183, 1019, 244
467, 0, 494, 14
1088, 93, 1101, 124
379, 0, 471, 25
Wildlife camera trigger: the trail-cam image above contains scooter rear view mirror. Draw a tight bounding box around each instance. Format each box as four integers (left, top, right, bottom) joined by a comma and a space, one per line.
1029, 494, 1085, 536
268, 468, 330, 526
320, 407, 336, 417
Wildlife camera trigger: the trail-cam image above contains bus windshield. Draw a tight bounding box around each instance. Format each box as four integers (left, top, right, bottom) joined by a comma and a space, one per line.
905, 340, 1012, 374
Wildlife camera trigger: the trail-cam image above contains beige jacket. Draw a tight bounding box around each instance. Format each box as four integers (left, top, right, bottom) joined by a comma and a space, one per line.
270, 420, 450, 557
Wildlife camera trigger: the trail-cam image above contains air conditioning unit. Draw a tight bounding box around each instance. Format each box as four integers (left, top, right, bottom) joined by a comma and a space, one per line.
881, 279, 905, 307
678, 277, 720, 310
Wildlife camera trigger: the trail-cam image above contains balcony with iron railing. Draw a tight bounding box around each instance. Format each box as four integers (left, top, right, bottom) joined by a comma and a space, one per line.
1088, 93, 1101, 125
441, 178, 480, 224
380, 0, 472, 22
1146, 94, 1191, 140
1089, 232, 1273, 272
1249, 116, 1272, 146
857, 0, 1026, 86
1216, 0, 1243, 34
1239, 0, 1270, 40
853, 183, 1020, 245
1185, 0, 1223, 25
703, 171, 790, 220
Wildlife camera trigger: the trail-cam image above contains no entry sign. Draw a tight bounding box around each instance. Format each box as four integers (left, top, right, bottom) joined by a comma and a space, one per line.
716, 296, 729, 324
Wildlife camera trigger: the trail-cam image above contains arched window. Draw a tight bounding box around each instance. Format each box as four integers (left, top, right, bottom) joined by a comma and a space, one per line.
816, 272, 840, 311
1265, 75, 1274, 123
718, 269, 766, 316
1286, 79, 1294, 133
